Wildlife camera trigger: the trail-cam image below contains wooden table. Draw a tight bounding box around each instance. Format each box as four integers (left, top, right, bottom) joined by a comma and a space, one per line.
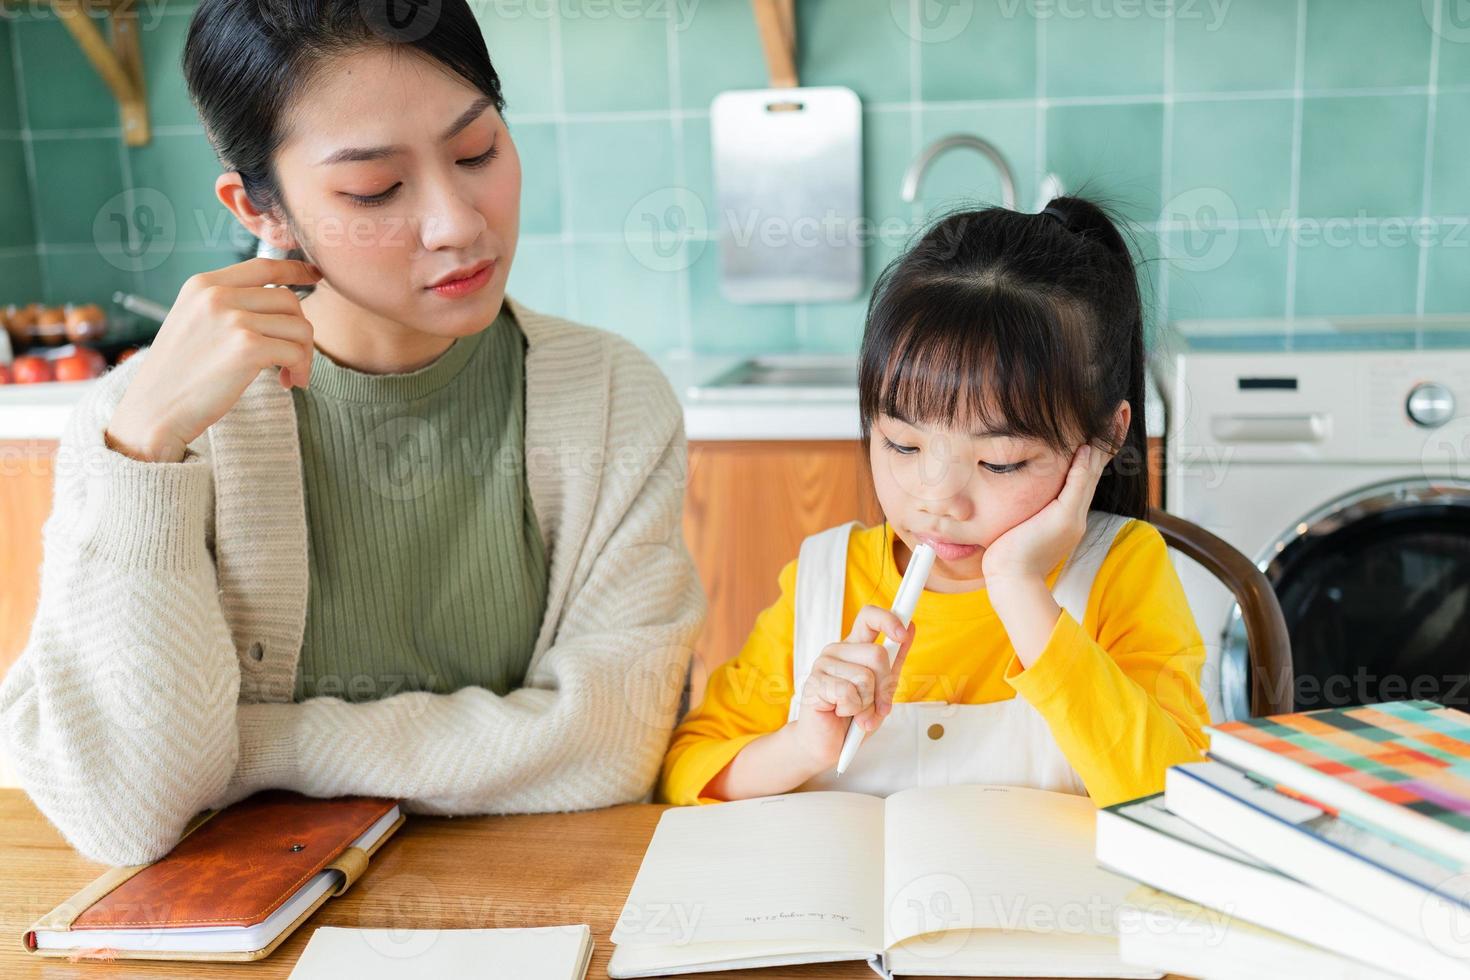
0, 789, 1175, 979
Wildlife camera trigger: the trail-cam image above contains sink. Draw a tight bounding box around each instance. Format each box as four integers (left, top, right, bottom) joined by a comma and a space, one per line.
686, 355, 858, 402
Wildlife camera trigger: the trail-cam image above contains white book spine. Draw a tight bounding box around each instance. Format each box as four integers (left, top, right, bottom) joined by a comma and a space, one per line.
1165, 764, 1470, 962
1096, 807, 1470, 980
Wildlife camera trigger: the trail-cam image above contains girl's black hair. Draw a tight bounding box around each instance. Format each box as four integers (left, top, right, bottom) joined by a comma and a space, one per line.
858, 196, 1149, 518
184, 0, 505, 256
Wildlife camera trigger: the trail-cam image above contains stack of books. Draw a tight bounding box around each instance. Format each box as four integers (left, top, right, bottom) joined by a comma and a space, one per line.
1095, 699, 1470, 979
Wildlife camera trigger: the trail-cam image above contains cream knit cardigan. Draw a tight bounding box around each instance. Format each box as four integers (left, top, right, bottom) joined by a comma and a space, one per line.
0, 296, 706, 866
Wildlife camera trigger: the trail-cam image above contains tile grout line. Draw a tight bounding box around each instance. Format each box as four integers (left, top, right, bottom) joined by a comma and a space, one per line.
8, 78, 1470, 140
10, 22, 45, 302
113, 98, 146, 298
31, 214, 1470, 252
909, 0, 922, 235
547, 5, 577, 323
21, 89, 1470, 134
885, 0, 926, 350
793, 3, 821, 351
1414, 0, 1443, 342
1157, 2, 1176, 332
1035, 1, 1047, 215
666, 11, 694, 355
19, 78, 1470, 138
1282, 0, 1308, 346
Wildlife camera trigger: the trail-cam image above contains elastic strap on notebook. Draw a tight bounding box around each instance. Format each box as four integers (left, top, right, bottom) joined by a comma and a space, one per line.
325, 847, 369, 896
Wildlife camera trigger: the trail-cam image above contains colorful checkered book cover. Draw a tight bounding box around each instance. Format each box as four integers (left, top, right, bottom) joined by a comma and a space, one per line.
1209, 700, 1470, 836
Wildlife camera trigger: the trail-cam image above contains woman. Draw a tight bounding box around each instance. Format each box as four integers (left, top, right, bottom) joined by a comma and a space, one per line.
0, 0, 704, 866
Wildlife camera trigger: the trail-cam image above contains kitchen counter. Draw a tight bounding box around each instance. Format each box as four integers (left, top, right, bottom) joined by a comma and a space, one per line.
0, 379, 96, 441
656, 351, 865, 441
0, 350, 1166, 442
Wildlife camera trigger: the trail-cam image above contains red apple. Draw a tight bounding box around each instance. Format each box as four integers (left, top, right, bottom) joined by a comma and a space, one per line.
0, 364, 11, 384
11, 355, 52, 384
53, 346, 106, 382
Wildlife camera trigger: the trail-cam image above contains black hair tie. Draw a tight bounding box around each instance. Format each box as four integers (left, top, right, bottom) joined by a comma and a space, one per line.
1040, 205, 1069, 228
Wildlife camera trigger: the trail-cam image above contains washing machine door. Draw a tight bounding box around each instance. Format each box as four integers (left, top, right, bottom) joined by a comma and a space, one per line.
1222, 478, 1470, 717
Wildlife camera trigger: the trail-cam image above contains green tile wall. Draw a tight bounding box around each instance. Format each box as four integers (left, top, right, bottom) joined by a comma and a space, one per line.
1, 0, 1466, 353
0, 17, 41, 300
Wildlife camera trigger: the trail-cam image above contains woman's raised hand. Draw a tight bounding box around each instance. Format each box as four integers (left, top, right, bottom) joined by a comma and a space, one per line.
105, 258, 322, 463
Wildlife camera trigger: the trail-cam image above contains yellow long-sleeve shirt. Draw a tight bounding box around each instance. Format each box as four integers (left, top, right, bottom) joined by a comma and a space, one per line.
660, 519, 1211, 808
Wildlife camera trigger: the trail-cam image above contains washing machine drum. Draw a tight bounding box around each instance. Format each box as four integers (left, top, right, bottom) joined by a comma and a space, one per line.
1266, 491, 1470, 710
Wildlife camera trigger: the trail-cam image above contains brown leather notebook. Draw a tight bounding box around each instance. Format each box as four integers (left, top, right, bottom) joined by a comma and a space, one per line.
23, 790, 404, 962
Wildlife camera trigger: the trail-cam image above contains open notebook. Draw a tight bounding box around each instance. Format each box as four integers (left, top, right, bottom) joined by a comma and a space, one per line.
288, 924, 594, 979
609, 784, 1161, 979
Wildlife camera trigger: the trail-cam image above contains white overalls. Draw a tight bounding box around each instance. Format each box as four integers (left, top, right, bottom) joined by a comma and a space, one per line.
785, 510, 1134, 799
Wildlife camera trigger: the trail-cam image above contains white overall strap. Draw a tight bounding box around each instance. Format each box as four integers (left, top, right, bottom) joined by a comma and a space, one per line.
787, 521, 862, 723
1050, 511, 1134, 624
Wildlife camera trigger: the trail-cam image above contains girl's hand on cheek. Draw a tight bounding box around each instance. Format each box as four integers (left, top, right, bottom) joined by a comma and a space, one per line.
980, 442, 1111, 588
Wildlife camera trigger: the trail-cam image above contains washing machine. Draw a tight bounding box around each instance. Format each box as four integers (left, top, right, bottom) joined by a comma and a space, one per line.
1165, 347, 1470, 723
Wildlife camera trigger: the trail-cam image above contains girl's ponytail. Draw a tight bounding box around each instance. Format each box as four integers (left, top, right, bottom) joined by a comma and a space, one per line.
1038, 196, 1149, 518
1039, 196, 1132, 263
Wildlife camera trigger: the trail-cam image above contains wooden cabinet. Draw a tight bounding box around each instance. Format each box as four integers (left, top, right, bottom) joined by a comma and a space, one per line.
681, 440, 884, 708
0, 440, 56, 683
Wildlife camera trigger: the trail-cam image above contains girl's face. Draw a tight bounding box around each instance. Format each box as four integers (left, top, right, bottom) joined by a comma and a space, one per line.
255, 46, 520, 339
868, 412, 1077, 589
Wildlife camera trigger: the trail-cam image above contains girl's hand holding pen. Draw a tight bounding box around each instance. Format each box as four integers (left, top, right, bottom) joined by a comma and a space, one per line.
792, 605, 917, 770
105, 258, 323, 463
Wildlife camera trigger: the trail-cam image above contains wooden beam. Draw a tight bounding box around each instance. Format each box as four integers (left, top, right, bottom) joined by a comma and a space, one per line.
752, 0, 798, 89
51, 0, 151, 146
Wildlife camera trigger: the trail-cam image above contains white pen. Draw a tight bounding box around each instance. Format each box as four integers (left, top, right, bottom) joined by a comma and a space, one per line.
834, 541, 937, 775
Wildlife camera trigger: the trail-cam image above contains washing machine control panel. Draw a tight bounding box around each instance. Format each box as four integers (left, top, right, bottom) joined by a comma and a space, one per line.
1171, 348, 1470, 465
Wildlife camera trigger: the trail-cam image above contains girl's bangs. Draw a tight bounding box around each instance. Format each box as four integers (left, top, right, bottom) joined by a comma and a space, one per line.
870, 285, 1090, 452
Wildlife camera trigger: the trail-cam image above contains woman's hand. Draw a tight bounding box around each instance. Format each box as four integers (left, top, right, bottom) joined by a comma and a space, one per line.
981, 442, 1111, 587
105, 258, 322, 463
790, 605, 917, 772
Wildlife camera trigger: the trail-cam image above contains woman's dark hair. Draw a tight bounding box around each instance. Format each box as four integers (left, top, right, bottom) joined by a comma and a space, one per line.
858, 196, 1149, 518
184, 0, 504, 239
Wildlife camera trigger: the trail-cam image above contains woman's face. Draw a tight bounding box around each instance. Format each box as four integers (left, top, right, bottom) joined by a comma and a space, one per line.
261, 46, 520, 338
868, 412, 1078, 588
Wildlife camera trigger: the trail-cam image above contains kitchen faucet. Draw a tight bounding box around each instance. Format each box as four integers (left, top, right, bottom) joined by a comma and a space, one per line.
901, 134, 1020, 211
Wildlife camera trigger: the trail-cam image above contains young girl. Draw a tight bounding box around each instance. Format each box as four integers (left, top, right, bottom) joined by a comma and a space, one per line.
660, 197, 1211, 808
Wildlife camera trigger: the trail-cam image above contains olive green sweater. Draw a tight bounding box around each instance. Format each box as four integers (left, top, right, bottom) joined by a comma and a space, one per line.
290, 305, 548, 702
